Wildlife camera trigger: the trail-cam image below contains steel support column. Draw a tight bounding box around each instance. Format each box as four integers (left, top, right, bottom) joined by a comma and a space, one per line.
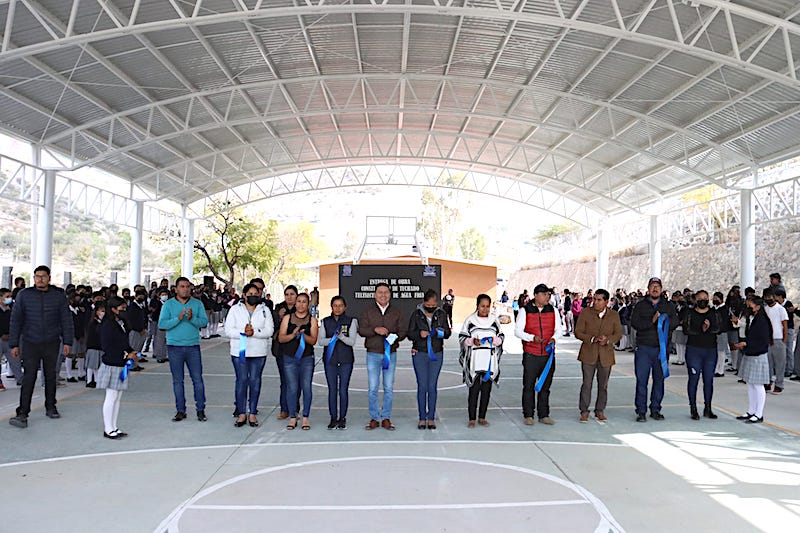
130, 200, 144, 286
35, 169, 56, 269
181, 216, 195, 279
596, 223, 609, 290
649, 215, 662, 279
740, 189, 755, 290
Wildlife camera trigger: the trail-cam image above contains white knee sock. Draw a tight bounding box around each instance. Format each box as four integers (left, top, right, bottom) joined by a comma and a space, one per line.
112, 391, 123, 430
65, 358, 73, 379
86, 367, 95, 383
753, 386, 766, 418
747, 384, 758, 415
103, 389, 120, 433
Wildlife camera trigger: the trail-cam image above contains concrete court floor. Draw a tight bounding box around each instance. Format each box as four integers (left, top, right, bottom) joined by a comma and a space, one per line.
0, 321, 799, 533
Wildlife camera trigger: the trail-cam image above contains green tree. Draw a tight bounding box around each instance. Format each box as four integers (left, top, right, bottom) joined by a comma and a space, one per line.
533, 222, 579, 241
417, 172, 465, 255
194, 201, 278, 287
264, 221, 331, 290
458, 227, 487, 260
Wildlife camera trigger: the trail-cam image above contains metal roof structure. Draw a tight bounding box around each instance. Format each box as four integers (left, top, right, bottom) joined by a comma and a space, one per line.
2, 0, 800, 225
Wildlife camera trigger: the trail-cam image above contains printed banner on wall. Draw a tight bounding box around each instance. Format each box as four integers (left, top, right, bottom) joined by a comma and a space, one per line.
339, 264, 442, 320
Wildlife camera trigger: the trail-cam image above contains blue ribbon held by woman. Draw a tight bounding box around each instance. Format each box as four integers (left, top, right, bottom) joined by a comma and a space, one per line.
238, 332, 247, 364
426, 327, 445, 362
657, 313, 670, 379
535, 343, 555, 392
294, 331, 306, 359
325, 330, 340, 364
119, 356, 138, 382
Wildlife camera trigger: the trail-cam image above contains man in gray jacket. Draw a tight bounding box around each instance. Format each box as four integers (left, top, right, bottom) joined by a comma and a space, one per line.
8, 266, 74, 428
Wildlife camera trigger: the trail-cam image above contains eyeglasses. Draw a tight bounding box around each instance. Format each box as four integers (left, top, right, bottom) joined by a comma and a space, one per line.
33, 274, 49, 280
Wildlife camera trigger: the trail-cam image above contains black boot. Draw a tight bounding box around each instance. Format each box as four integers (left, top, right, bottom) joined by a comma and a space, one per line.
327, 417, 338, 430
690, 406, 700, 420
703, 406, 718, 419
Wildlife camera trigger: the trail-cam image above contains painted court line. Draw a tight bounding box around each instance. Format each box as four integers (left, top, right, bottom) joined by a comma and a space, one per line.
188, 500, 591, 511
0, 439, 629, 469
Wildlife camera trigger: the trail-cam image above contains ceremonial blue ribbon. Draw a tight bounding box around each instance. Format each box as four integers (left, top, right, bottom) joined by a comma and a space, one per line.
326, 331, 339, 364
535, 344, 555, 392
119, 357, 136, 382
383, 338, 391, 370
657, 313, 670, 379
294, 331, 306, 359
426, 327, 444, 362
480, 337, 494, 382
238, 333, 247, 364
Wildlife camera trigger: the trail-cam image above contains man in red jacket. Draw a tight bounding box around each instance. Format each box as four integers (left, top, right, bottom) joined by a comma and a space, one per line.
515, 283, 562, 426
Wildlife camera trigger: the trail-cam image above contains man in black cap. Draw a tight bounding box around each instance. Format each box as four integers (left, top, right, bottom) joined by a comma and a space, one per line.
630, 277, 678, 422
514, 283, 562, 426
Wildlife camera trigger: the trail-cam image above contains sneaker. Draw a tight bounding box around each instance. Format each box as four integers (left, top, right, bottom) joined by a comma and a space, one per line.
595, 411, 607, 422
337, 418, 347, 430
197, 410, 207, 422
327, 418, 338, 430
172, 411, 187, 422
579, 413, 589, 423
523, 417, 535, 425
650, 412, 665, 421
772, 386, 783, 395
539, 417, 555, 425
45, 409, 61, 419
636, 413, 647, 422
9, 416, 27, 428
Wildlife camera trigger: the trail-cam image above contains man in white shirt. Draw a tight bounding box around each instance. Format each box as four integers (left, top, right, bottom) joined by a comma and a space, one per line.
763, 288, 788, 394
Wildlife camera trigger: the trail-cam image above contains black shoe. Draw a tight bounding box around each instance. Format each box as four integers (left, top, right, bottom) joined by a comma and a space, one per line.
327, 418, 338, 430
86, 381, 96, 388
138, 357, 148, 363
738, 379, 745, 383
714, 373, 724, 377
172, 411, 187, 422
157, 358, 168, 363
790, 375, 800, 381
114, 429, 128, 437
9, 416, 28, 428
690, 406, 700, 420
337, 418, 347, 430
785, 372, 793, 378
650, 412, 665, 421
703, 406, 718, 419
636, 413, 647, 422
745, 415, 764, 424
46, 409, 61, 419
235, 417, 247, 428
428, 423, 437, 430
736, 413, 753, 420
67, 377, 78, 383
103, 431, 122, 440
130, 365, 143, 372
197, 410, 207, 422
78, 376, 86, 381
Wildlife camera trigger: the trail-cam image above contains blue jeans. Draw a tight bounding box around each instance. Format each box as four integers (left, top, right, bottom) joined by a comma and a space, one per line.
412, 351, 443, 421
366, 351, 397, 421
634, 344, 664, 415
231, 356, 267, 415
685, 346, 717, 407
274, 355, 289, 413
283, 355, 314, 417
324, 361, 353, 420
167, 345, 205, 412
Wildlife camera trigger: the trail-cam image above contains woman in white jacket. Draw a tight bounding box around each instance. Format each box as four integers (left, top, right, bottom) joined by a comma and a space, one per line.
225, 283, 274, 427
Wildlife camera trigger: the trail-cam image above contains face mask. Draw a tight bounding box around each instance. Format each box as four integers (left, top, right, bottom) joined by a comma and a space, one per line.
160, 295, 168, 303
97, 312, 105, 320
246, 295, 261, 306
137, 297, 146, 303
423, 306, 437, 313
117, 309, 127, 319
765, 299, 775, 305
695, 300, 709, 309
2, 297, 11, 305
713, 300, 722, 306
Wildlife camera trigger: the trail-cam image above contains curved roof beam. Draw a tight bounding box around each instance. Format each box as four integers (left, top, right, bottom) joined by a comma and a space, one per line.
68, 106, 733, 191
3, 3, 800, 90
124, 134, 638, 213
188, 165, 602, 228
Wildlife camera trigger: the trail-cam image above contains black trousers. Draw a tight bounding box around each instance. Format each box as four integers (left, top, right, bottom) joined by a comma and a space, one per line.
522, 353, 555, 419
468, 378, 492, 420
18, 340, 61, 417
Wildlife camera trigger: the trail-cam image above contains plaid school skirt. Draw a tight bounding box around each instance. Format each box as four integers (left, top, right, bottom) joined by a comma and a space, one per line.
739, 353, 770, 385
96, 363, 129, 391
